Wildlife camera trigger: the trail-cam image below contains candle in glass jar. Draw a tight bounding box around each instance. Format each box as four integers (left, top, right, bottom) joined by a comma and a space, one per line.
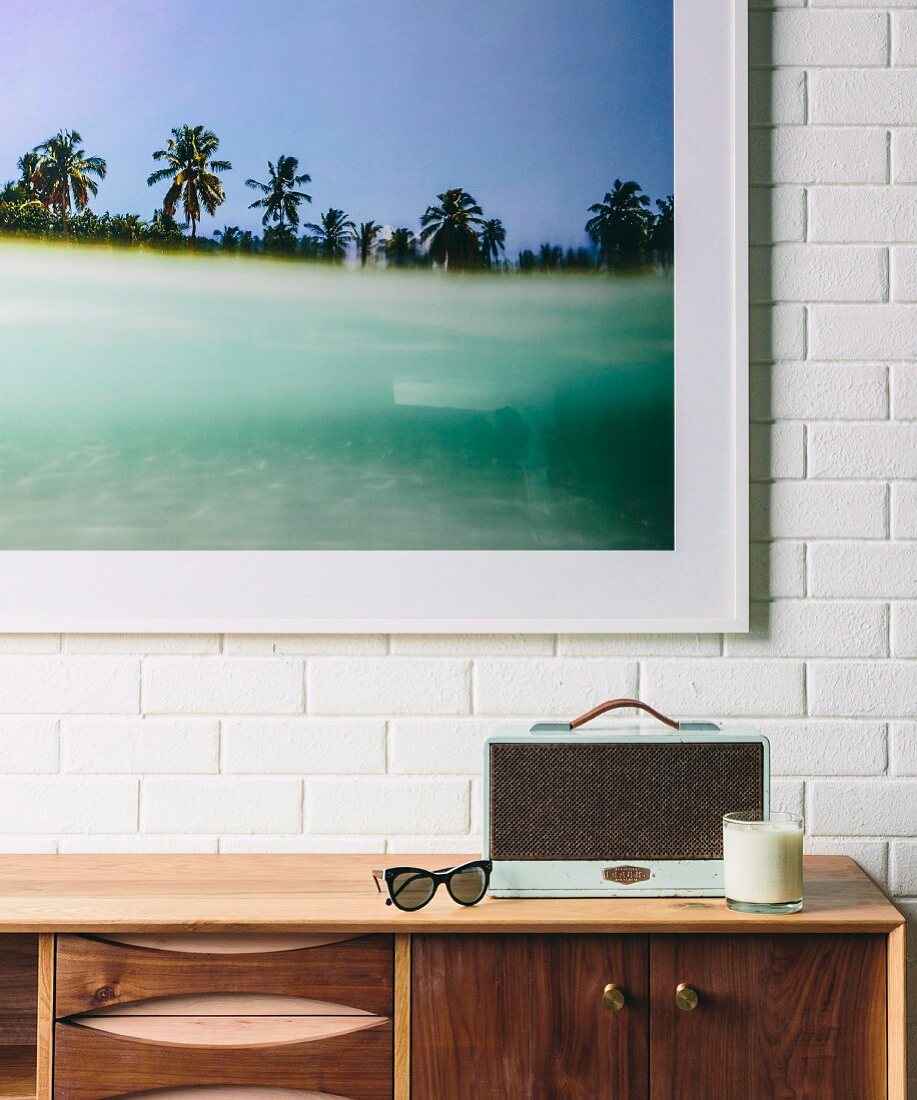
722, 812, 804, 914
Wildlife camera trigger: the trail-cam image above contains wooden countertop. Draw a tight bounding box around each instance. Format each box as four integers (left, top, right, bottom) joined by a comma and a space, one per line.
0, 854, 901, 934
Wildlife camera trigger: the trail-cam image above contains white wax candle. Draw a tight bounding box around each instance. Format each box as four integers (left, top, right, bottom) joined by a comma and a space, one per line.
723, 820, 803, 904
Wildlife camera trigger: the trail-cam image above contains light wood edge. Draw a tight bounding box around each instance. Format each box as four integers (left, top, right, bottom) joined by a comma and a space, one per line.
394, 933, 410, 1100
36, 934, 54, 1100
85, 993, 372, 1017
114, 1090, 349, 1099
887, 923, 907, 1100
91, 933, 362, 953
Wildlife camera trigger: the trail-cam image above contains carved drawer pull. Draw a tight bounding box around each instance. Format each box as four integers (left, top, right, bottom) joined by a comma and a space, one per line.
72, 1014, 385, 1047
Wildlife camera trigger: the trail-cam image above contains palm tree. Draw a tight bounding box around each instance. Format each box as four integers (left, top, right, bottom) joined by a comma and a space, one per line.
107, 213, 147, 246
147, 207, 183, 248
585, 179, 651, 268
32, 130, 107, 238
384, 227, 418, 267
354, 220, 382, 267
538, 243, 563, 270
648, 195, 674, 271
146, 124, 231, 249
419, 188, 484, 269
0, 156, 37, 206
479, 218, 506, 267
245, 155, 312, 232
214, 225, 241, 252
16, 153, 43, 203
238, 230, 258, 254
518, 249, 536, 272
303, 208, 356, 262
263, 223, 298, 255
564, 247, 595, 271
0, 181, 24, 204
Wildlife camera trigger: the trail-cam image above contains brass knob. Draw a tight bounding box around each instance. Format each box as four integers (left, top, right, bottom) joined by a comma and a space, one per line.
602, 983, 626, 1012
675, 982, 699, 1011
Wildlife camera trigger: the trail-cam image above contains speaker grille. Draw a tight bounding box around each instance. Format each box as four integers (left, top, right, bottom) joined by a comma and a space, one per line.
489, 741, 764, 861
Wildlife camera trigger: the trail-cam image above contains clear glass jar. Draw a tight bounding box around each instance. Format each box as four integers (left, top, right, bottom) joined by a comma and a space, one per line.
722, 811, 804, 915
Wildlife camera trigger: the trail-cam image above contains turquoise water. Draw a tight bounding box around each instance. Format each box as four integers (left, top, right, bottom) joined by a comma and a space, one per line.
0, 244, 673, 550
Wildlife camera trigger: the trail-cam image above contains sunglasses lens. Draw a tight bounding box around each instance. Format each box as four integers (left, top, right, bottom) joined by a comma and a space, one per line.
390, 871, 436, 910
448, 866, 488, 905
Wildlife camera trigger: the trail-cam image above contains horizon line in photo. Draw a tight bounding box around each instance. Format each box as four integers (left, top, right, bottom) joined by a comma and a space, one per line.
2, 140, 675, 272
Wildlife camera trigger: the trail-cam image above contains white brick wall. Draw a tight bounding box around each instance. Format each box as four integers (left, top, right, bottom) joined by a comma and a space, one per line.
748, 7, 917, 1083
0, 2, 915, 1088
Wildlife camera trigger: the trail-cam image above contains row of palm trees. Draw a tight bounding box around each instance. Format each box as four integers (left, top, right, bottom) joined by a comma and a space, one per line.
1, 125, 673, 270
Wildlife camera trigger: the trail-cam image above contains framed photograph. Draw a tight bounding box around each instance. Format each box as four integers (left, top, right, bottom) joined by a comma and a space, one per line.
0, 0, 746, 632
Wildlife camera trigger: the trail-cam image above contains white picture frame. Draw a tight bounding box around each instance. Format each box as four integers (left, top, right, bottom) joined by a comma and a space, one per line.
0, 0, 747, 634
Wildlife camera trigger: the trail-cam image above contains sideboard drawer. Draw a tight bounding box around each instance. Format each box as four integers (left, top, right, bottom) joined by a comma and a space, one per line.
54, 1015, 393, 1100
55, 933, 393, 1017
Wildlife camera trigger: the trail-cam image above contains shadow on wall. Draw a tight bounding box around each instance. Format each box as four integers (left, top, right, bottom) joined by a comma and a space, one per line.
747, 8, 776, 638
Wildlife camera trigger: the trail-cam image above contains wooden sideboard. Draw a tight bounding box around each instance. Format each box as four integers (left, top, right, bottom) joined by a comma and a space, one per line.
0, 854, 904, 1100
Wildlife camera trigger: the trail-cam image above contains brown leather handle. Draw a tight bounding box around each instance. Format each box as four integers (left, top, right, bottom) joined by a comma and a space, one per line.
569, 698, 679, 731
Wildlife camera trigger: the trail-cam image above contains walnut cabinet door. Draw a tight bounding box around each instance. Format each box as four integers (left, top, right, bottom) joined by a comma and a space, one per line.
649, 933, 888, 1100
411, 933, 649, 1100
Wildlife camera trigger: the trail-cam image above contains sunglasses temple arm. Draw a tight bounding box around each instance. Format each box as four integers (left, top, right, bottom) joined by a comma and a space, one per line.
371, 870, 383, 894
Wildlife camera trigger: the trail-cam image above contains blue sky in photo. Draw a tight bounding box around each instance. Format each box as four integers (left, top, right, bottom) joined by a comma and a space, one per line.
0, 0, 673, 254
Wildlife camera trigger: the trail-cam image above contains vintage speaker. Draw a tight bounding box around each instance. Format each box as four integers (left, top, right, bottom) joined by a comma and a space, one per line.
483, 699, 769, 897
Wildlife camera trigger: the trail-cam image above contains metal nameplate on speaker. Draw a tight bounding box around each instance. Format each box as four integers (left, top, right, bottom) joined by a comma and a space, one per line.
603, 865, 651, 884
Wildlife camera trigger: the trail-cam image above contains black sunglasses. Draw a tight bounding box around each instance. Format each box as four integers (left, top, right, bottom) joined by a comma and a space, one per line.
372, 860, 492, 911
